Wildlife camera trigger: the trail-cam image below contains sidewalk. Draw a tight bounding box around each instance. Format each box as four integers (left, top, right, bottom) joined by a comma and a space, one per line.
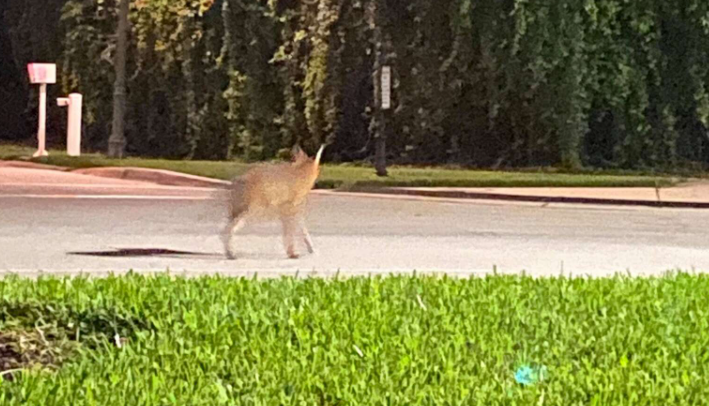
0, 161, 229, 188
2, 160, 708, 208
348, 182, 709, 209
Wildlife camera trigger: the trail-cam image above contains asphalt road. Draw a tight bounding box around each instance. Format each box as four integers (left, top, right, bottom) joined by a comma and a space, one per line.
1, 168, 708, 277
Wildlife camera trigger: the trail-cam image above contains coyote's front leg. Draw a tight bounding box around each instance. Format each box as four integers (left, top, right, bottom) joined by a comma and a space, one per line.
300, 218, 316, 254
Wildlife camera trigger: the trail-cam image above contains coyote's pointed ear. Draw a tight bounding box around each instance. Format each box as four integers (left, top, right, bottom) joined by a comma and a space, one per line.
291, 145, 307, 162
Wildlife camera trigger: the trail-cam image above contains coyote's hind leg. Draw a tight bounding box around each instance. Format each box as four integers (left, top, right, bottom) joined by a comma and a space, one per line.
280, 216, 299, 259
222, 213, 248, 260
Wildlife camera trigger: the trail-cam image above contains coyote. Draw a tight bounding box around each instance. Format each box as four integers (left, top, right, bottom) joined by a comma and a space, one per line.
221, 145, 325, 259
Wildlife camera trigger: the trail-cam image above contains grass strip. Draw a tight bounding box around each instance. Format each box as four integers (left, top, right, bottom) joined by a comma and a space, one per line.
0, 144, 681, 189
1, 271, 707, 404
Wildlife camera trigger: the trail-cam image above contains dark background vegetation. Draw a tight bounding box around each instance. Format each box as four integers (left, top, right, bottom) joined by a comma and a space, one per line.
2, 0, 709, 171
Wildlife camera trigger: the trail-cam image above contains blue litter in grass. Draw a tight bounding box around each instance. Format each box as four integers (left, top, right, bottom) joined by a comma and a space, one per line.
515, 365, 548, 386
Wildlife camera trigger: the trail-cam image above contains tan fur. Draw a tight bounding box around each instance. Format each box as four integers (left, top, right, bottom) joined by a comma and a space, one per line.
222, 145, 325, 259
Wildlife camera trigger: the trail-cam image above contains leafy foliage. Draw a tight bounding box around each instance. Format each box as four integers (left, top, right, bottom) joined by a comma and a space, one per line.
3, 0, 709, 170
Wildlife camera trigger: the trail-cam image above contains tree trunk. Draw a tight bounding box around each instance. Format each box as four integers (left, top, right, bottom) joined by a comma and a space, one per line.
0, 0, 28, 141
183, 26, 198, 160
108, 0, 129, 158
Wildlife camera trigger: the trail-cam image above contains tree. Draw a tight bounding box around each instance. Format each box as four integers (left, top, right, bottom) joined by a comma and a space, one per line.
108, 0, 130, 158
0, 0, 28, 140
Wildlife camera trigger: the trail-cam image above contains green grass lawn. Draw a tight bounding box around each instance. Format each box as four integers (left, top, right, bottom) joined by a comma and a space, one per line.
0, 143, 683, 189
1, 272, 708, 405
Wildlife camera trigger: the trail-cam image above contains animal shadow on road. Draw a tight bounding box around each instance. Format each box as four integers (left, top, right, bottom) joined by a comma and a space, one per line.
66, 248, 224, 260
66, 248, 287, 261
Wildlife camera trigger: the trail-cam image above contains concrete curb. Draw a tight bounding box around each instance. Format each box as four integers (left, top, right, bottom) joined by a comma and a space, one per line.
344, 187, 709, 209
71, 167, 231, 188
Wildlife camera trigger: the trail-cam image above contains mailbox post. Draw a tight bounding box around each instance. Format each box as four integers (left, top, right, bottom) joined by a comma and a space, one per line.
27, 63, 56, 158
57, 94, 83, 156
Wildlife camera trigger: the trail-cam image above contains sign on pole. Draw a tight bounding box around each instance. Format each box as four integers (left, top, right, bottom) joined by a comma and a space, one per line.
27, 63, 57, 158
381, 66, 391, 110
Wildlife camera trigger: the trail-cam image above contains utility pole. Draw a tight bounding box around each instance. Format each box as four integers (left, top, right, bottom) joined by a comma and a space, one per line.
370, 0, 392, 177
108, 0, 129, 158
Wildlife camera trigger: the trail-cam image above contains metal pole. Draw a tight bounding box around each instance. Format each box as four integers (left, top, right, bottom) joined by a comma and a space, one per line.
372, 1, 389, 177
